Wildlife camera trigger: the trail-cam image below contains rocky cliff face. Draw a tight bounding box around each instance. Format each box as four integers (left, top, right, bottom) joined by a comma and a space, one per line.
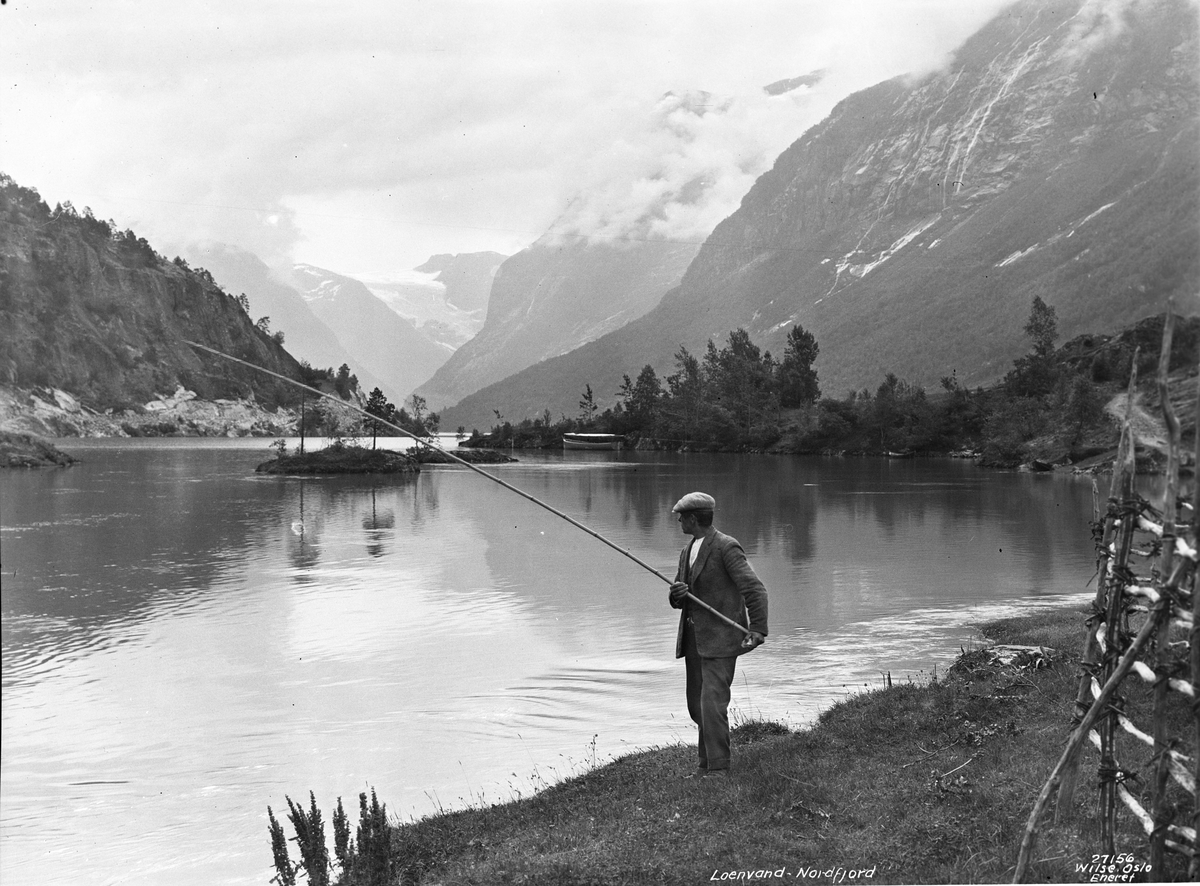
0, 384, 298, 438
441, 0, 1199, 430
0, 176, 303, 413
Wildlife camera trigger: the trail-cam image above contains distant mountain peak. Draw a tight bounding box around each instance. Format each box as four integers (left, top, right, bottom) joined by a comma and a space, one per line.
763, 70, 826, 96
655, 89, 729, 118
286, 264, 451, 399
414, 252, 507, 279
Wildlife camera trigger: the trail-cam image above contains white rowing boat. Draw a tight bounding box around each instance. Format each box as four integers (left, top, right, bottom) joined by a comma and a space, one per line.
562, 433, 622, 450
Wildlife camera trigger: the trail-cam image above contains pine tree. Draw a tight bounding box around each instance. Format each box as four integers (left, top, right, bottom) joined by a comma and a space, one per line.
1006, 296, 1059, 397
778, 324, 820, 407
578, 384, 598, 424
364, 388, 393, 449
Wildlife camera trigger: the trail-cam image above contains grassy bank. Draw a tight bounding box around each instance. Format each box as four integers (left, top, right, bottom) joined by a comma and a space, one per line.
295, 604, 1191, 886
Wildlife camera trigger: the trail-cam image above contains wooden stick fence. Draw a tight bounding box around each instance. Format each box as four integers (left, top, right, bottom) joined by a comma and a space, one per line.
1014, 312, 1199, 883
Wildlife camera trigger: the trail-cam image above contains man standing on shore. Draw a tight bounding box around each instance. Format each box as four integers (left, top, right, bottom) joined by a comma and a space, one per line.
668, 492, 768, 776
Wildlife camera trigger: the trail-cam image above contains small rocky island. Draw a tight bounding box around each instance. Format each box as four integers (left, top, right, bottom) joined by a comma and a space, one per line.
256, 444, 420, 475
1, 431, 76, 468
255, 442, 516, 474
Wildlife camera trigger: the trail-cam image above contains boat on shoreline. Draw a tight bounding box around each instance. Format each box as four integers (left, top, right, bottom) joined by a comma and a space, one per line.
562, 433, 623, 450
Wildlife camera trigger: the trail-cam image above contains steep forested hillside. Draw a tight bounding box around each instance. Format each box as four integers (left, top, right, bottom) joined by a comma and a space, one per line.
186, 244, 389, 397
0, 175, 302, 410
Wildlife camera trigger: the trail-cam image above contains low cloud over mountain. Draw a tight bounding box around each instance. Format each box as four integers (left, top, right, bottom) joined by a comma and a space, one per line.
440, 0, 1199, 431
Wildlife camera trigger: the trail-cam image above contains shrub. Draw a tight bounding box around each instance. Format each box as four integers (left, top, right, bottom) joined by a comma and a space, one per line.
268, 789, 394, 886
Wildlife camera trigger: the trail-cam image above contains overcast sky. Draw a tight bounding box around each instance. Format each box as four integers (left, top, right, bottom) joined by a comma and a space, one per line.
2, 1, 1013, 280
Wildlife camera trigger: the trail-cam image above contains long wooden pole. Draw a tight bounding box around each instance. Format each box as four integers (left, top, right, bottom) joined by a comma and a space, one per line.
184, 340, 752, 636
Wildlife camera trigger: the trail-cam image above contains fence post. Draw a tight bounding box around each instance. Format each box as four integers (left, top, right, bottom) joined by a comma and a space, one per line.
1191, 366, 1200, 882
1060, 353, 1141, 815
1150, 312, 1179, 872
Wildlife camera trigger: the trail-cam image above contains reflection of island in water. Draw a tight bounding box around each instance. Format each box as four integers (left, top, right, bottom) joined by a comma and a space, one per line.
286, 480, 402, 565
288, 481, 321, 577
362, 488, 396, 558
284, 473, 421, 576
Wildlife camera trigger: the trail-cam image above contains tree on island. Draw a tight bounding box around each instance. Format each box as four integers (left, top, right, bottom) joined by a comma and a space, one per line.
408, 394, 439, 437
364, 388, 395, 449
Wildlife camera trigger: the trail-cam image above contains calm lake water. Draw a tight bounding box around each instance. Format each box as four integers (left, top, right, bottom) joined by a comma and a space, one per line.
1, 440, 1123, 884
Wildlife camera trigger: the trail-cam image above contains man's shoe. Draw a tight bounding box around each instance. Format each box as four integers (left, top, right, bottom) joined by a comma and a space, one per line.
702, 768, 729, 777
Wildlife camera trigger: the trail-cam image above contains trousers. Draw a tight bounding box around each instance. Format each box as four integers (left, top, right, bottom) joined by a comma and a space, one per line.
683, 619, 738, 770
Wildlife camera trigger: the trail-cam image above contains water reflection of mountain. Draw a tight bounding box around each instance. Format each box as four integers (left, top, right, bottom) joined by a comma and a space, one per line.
279, 478, 417, 569
805, 458, 1096, 604
452, 453, 1100, 638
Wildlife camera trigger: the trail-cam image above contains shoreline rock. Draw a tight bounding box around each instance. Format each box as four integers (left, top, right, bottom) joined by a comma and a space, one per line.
0, 384, 297, 439
0, 431, 77, 467
412, 446, 517, 464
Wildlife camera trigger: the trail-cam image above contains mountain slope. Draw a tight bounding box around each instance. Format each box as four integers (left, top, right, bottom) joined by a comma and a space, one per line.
291, 264, 451, 401
187, 244, 389, 396
0, 176, 302, 409
416, 81, 837, 412
442, 0, 1200, 430
416, 237, 700, 410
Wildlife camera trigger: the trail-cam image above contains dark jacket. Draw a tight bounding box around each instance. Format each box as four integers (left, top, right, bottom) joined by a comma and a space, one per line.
671, 529, 768, 659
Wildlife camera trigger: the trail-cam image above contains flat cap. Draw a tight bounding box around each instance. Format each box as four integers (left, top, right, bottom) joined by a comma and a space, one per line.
672, 491, 716, 513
